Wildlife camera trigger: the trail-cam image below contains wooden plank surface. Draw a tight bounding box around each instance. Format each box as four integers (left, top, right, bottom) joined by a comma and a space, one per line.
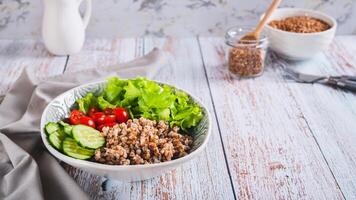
138, 37, 235, 200
273, 36, 356, 199
64, 37, 235, 200
198, 37, 347, 199
1, 36, 356, 199
64, 38, 146, 200
64, 38, 145, 73
0, 40, 67, 95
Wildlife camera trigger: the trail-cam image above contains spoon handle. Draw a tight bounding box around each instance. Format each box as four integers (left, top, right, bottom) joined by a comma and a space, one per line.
255, 0, 282, 35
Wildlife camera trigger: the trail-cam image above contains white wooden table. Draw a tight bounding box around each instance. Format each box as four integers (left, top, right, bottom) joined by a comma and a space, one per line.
1, 36, 356, 199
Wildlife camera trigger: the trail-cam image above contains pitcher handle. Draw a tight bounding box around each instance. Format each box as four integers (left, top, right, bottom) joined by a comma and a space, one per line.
82, 0, 92, 29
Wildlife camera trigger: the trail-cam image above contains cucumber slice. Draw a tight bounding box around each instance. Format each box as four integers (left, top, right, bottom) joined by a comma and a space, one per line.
45, 122, 60, 135
63, 125, 73, 137
58, 121, 73, 136
62, 138, 95, 160
72, 125, 105, 149
48, 130, 66, 150
59, 121, 70, 127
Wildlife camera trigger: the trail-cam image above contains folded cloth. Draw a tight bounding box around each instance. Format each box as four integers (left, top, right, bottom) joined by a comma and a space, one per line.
0, 48, 166, 200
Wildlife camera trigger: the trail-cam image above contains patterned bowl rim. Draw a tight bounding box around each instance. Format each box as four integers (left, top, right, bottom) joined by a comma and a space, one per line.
40, 79, 212, 171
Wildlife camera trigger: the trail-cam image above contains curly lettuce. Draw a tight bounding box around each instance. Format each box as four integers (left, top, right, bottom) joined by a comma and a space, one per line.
76, 92, 97, 114
76, 77, 203, 131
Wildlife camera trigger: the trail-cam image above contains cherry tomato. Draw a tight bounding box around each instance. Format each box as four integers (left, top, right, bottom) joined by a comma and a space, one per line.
97, 122, 118, 131
88, 107, 99, 118
69, 110, 84, 125
114, 108, 129, 123
104, 115, 116, 124
78, 116, 96, 128
103, 108, 114, 115
92, 112, 106, 125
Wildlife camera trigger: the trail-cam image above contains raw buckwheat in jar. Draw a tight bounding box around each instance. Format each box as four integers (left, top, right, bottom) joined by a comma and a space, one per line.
225, 26, 268, 78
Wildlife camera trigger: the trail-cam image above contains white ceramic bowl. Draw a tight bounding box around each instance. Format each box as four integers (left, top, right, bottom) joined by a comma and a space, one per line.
263, 8, 337, 60
40, 80, 212, 182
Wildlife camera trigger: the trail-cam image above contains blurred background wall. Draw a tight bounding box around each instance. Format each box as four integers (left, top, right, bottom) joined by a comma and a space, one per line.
1, 0, 356, 39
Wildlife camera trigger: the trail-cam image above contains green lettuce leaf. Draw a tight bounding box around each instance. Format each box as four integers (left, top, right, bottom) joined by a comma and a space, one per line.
76, 93, 97, 114
76, 77, 204, 131
171, 105, 203, 131
103, 77, 126, 103
97, 96, 116, 110
123, 80, 141, 101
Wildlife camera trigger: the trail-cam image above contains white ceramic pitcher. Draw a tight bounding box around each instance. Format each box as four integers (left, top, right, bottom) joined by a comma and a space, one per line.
42, 0, 91, 56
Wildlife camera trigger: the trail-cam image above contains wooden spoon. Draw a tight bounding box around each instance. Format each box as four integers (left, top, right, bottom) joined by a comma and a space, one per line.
240, 0, 282, 41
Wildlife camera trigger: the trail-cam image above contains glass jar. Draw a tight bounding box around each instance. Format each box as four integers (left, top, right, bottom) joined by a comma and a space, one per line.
225, 26, 268, 78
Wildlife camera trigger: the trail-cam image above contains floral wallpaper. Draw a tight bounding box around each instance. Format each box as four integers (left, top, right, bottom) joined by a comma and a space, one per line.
0, 0, 355, 38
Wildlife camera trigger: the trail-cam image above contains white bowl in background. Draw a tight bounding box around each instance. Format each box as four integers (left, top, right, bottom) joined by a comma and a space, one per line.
263, 8, 337, 60
40, 80, 212, 182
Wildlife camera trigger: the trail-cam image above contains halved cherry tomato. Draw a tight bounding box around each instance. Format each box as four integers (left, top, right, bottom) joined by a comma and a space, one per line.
103, 108, 114, 115
78, 116, 96, 128
104, 115, 116, 124
97, 122, 118, 131
88, 107, 99, 118
93, 112, 116, 125
69, 110, 84, 125
92, 112, 106, 125
114, 107, 129, 123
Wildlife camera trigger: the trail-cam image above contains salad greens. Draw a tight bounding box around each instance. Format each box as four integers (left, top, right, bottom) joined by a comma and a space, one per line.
77, 92, 98, 113
76, 77, 203, 131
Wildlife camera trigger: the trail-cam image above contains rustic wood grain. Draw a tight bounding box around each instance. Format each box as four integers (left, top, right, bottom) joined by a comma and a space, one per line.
134, 37, 235, 200
64, 38, 146, 200
0, 40, 67, 95
273, 36, 356, 199
64, 37, 235, 200
65, 38, 145, 73
198, 37, 346, 199
3, 37, 355, 199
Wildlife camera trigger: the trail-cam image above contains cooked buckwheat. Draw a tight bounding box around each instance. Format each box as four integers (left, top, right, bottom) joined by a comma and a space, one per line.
94, 117, 193, 165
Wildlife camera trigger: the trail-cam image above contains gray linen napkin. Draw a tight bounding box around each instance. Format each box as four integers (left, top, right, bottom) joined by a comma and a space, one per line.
0, 48, 166, 200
